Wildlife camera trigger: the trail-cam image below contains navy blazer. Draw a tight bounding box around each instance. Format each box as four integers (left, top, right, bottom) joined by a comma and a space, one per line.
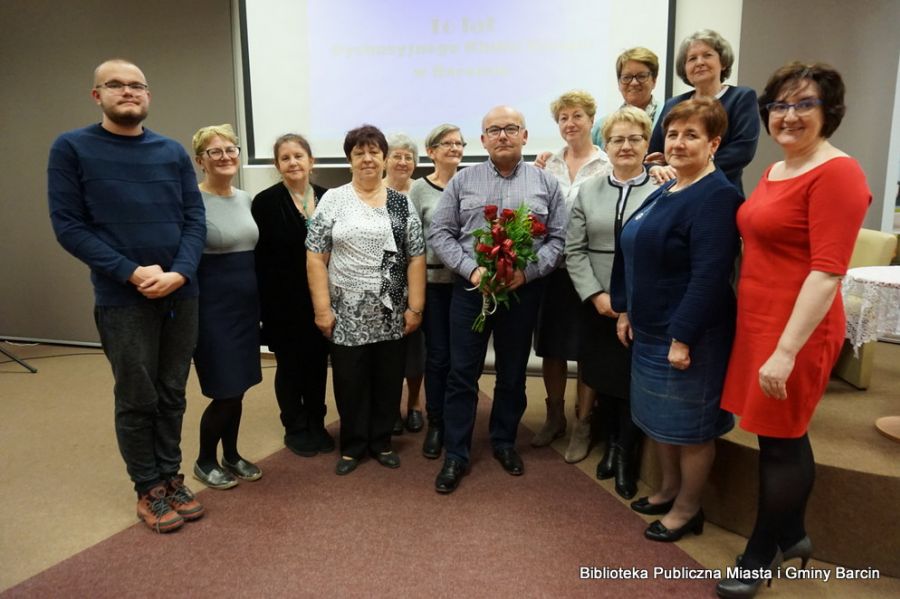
610, 169, 741, 346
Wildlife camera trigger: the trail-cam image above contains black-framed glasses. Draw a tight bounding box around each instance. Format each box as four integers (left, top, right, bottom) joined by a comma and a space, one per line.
95, 81, 149, 93
766, 98, 823, 116
434, 141, 467, 149
203, 146, 241, 159
606, 135, 646, 148
619, 72, 652, 84
484, 125, 521, 138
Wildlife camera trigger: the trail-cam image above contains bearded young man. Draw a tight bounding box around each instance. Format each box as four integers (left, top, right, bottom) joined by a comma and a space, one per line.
48, 59, 207, 533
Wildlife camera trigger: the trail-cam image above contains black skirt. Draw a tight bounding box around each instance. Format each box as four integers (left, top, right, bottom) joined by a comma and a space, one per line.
579, 301, 630, 400
533, 268, 581, 360
193, 251, 263, 399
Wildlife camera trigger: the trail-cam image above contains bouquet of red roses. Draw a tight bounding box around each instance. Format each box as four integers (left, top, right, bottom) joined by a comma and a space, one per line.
470, 203, 547, 332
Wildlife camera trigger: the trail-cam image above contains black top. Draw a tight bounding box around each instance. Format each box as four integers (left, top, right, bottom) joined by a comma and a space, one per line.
251, 181, 328, 349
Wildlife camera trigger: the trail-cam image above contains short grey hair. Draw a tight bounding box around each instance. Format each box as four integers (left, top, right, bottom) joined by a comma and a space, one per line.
425, 124, 465, 149
386, 133, 418, 162
675, 29, 735, 86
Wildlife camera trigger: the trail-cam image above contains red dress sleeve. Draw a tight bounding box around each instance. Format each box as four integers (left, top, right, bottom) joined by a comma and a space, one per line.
807, 158, 871, 274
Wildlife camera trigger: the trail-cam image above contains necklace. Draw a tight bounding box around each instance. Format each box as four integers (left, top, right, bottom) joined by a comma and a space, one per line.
286, 183, 314, 217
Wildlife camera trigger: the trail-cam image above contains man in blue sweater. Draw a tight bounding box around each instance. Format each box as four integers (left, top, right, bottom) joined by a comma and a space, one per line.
48, 59, 207, 533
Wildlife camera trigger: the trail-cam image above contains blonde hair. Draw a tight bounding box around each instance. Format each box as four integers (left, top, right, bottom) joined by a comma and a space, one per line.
550, 91, 597, 122
615, 47, 660, 79
601, 106, 653, 143
192, 124, 238, 156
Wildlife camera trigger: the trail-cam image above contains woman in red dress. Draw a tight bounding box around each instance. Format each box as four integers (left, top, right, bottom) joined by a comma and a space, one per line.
716, 63, 870, 598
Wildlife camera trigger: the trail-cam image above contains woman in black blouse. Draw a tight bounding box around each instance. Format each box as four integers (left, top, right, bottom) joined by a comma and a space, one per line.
252, 133, 333, 457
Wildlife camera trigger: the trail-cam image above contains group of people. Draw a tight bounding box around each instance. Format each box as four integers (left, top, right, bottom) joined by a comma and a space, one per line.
49, 24, 872, 596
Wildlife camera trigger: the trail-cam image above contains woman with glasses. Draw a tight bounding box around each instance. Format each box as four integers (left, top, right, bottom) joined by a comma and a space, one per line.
251, 133, 333, 458
566, 106, 659, 499
190, 124, 263, 489
611, 98, 742, 543
531, 91, 610, 465
647, 30, 759, 195
408, 124, 466, 459
383, 134, 425, 435
590, 47, 662, 149
715, 63, 870, 598
306, 125, 426, 476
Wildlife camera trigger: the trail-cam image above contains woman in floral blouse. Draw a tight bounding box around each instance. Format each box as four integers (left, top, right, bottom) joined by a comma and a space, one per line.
306, 124, 426, 476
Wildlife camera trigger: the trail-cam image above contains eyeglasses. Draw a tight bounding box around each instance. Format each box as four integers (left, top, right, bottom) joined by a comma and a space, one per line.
619, 72, 652, 84
766, 98, 823, 116
203, 146, 241, 159
607, 135, 646, 148
434, 141, 467, 149
484, 125, 522, 138
95, 81, 149, 93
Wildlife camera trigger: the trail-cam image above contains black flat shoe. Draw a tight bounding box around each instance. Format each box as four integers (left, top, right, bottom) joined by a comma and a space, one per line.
285, 432, 319, 457
644, 510, 704, 542
315, 428, 336, 453
221, 457, 262, 481
435, 458, 468, 494
630, 496, 675, 515
492, 447, 524, 476
372, 450, 401, 469
422, 424, 443, 459
335, 457, 359, 476
405, 409, 424, 433
392, 417, 405, 436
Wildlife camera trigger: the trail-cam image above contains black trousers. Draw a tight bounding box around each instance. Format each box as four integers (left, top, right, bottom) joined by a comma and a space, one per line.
273, 338, 328, 436
330, 337, 406, 459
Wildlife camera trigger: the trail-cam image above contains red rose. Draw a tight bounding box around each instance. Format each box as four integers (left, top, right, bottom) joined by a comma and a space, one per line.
484, 205, 499, 220
501, 208, 516, 221
475, 243, 493, 255
491, 224, 507, 243
531, 219, 547, 237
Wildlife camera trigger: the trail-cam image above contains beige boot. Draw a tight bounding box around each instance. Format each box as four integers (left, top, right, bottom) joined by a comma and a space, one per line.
564, 416, 592, 463
531, 397, 567, 447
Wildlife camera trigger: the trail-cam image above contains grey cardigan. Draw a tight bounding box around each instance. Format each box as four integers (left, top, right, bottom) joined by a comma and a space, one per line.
566, 171, 658, 301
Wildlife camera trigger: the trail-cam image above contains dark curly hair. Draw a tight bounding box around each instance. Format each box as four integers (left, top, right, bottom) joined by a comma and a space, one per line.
343, 124, 388, 160
758, 62, 846, 138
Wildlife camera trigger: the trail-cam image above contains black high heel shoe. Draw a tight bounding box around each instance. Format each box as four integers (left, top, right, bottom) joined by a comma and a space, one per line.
736, 535, 812, 569
716, 548, 783, 598
644, 510, 704, 542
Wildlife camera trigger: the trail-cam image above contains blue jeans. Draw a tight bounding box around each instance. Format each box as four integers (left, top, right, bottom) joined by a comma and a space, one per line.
94, 297, 198, 493
443, 277, 544, 465
422, 282, 452, 423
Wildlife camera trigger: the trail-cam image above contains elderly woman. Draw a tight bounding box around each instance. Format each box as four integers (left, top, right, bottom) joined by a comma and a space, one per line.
531, 91, 610, 463
591, 47, 662, 149
306, 125, 426, 475
715, 64, 870, 598
252, 134, 332, 458
610, 98, 742, 541
408, 124, 466, 459
191, 124, 263, 489
647, 30, 759, 195
566, 106, 659, 499
382, 133, 426, 435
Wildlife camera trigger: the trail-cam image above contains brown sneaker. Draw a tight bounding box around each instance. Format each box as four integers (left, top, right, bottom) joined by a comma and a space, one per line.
137, 483, 184, 533
166, 474, 205, 521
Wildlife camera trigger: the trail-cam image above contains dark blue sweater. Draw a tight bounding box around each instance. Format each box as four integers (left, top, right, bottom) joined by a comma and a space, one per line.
649, 86, 760, 196
48, 124, 206, 306
610, 169, 741, 346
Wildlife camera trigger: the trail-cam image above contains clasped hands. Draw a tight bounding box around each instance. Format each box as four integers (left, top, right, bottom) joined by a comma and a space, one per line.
129, 265, 186, 299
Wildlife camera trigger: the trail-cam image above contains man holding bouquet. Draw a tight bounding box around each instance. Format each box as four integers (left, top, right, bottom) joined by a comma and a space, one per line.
428, 105, 567, 493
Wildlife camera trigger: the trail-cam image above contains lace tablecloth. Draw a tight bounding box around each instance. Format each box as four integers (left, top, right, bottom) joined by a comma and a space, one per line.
842, 265, 900, 354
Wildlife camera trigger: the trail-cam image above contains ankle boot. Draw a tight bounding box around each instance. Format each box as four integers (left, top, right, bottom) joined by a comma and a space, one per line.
596, 436, 617, 480
422, 417, 443, 459
613, 444, 638, 499
530, 397, 567, 447
564, 417, 592, 463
